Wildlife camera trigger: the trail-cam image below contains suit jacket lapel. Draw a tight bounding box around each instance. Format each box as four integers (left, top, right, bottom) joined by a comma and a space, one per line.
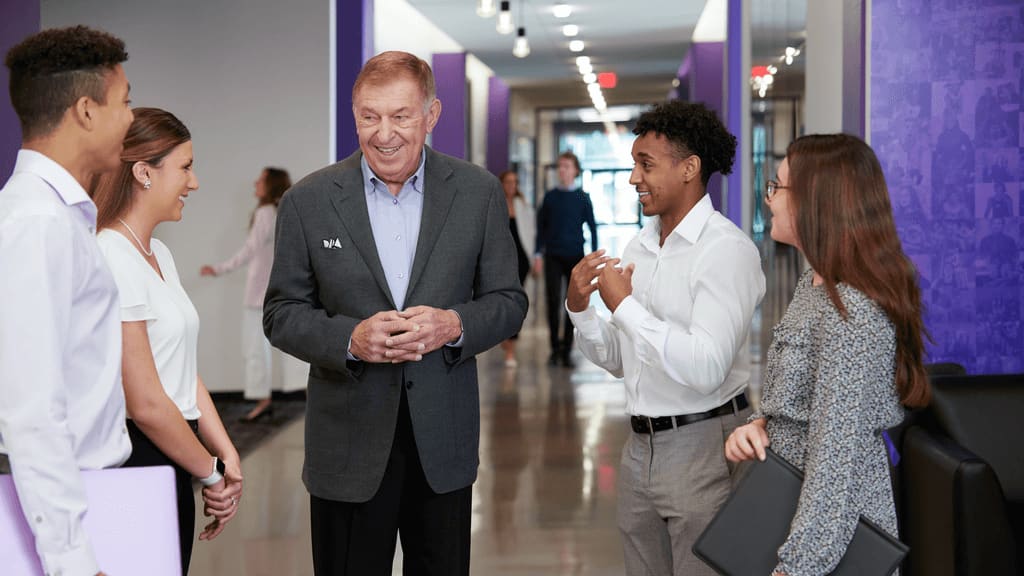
328, 153, 397, 309
407, 148, 457, 299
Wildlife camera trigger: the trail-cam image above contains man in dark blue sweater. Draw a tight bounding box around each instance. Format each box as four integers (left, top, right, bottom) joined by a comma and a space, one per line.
534, 151, 598, 366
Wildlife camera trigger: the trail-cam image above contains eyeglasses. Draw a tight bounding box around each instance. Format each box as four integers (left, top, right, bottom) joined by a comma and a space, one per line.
765, 179, 790, 201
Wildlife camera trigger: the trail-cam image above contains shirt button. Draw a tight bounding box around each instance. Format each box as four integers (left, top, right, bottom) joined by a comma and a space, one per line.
393, 198, 399, 205
397, 273, 405, 279
35, 516, 43, 523
395, 234, 401, 240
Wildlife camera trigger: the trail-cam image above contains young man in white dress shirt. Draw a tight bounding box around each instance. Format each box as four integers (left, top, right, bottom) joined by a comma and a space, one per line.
566, 101, 765, 576
0, 26, 134, 576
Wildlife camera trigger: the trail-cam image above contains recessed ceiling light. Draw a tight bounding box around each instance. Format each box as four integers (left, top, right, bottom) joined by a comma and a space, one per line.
553, 3, 572, 18
562, 24, 579, 37
569, 40, 585, 52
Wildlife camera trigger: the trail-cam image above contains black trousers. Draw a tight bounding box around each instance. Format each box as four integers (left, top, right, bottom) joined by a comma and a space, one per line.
123, 419, 197, 576
543, 253, 582, 354
310, 391, 472, 576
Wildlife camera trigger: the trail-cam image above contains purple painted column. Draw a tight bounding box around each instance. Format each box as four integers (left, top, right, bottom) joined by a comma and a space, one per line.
725, 0, 744, 226
336, 0, 373, 161
431, 52, 467, 160
688, 41, 725, 211
486, 75, 510, 175
1, 1, 40, 182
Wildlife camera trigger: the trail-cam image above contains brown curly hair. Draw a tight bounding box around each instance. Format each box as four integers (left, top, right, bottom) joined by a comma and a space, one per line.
5, 25, 127, 140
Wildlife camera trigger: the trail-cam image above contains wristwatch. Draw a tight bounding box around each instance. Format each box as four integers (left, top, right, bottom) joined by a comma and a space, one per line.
198, 456, 226, 486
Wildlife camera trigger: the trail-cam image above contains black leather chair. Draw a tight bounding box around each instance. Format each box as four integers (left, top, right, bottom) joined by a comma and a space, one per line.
898, 373, 1024, 576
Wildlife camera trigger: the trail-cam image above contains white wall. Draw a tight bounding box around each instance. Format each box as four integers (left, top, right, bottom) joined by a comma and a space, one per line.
42, 0, 330, 392
804, 0, 844, 133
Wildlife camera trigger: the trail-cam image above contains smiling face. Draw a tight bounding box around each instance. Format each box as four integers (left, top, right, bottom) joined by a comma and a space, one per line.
767, 156, 798, 247
628, 132, 696, 226
145, 140, 197, 223
353, 75, 440, 192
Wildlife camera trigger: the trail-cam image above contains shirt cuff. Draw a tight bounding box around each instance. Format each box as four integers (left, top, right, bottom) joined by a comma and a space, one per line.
445, 309, 465, 348
609, 295, 645, 337
346, 337, 360, 361
40, 536, 99, 576
565, 302, 600, 334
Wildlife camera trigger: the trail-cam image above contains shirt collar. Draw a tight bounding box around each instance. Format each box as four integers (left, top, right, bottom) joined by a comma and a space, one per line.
639, 193, 715, 250
13, 149, 93, 208
360, 150, 426, 197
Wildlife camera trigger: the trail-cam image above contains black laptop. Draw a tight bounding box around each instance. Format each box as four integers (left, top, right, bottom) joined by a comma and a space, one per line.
693, 449, 907, 575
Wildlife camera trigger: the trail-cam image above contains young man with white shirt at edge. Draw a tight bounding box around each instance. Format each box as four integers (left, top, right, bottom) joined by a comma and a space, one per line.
0, 26, 134, 576
566, 100, 765, 576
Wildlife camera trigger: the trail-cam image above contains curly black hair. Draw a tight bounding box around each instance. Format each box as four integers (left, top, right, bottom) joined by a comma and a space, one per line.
5, 26, 128, 140
632, 100, 737, 186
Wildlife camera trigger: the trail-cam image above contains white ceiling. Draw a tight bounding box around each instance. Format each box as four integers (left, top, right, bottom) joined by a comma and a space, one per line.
406, 0, 807, 107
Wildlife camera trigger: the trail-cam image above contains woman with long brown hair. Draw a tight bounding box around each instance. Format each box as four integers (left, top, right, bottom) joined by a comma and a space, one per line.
92, 107, 242, 575
497, 169, 535, 367
201, 167, 291, 421
725, 133, 929, 575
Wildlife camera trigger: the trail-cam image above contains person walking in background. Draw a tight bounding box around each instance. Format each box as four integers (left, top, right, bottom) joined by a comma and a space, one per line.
263, 51, 527, 575
725, 134, 930, 576
92, 108, 243, 575
567, 101, 764, 576
0, 26, 134, 576
499, 169, 535, 368
535, 151, 597, 367
201, 167, 291, 422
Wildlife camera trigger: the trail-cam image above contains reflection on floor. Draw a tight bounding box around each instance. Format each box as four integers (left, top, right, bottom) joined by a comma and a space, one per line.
190, 319, 629, 576
190, 242, 795, 575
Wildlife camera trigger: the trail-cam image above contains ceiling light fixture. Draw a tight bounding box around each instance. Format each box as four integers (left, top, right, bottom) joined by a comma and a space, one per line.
569, 39, 585, 52
553, 3, 572, 18
583, 72, 597, 84
578, 62, 593, 75
562, 24, 579, 37
497, 1, 514, 34
476, 0, 497, 18
513, 27, 530, 58
575, 55, 590, 67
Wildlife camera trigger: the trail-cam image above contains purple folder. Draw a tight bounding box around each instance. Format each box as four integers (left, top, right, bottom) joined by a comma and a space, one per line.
0, 465, 181, 576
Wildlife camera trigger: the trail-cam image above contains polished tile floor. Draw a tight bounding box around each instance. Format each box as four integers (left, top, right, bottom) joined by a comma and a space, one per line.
190, 245, 790, 575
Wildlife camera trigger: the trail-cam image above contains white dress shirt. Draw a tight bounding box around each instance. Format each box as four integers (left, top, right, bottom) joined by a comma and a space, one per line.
212, 204, 276, 308
569, 194, 765, 417
98, 231, 201, 420
0, 150, 131, 576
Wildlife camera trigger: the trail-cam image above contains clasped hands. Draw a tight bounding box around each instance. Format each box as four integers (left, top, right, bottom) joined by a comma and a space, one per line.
350, 306, 462, 363
566, 249, 635, 313
199, 456, 243, 540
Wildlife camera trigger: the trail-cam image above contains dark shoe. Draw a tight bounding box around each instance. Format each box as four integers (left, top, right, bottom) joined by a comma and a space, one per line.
548, 351, 561, 366
561, 353, 576, 368
239, 406, 274, 423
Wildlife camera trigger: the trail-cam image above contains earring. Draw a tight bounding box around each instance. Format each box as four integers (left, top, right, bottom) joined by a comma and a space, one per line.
144, 179, 151, 190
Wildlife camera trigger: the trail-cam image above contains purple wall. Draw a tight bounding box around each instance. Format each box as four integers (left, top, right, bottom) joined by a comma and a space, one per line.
688, 41, 725, 211
336, 0, 373, 161
1, 2, 40, 182
486, 75, 510, 175
871, 0, 1024, 374
725, 0, 743, 226
431, 52, 467, 159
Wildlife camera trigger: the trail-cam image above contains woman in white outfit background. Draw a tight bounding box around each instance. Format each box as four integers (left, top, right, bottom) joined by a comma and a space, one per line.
201, 167, 291, 422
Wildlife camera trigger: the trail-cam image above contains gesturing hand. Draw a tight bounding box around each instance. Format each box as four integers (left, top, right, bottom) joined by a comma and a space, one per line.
596, 260, 634, 313
567, 250, 618, 312
349, 310, 422, 363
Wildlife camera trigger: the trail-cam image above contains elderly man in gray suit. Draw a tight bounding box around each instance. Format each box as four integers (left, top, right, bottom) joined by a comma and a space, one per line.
263, 51, 528, 576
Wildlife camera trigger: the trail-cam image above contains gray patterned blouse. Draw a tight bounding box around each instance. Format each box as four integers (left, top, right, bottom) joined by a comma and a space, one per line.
753, 269, 906, 576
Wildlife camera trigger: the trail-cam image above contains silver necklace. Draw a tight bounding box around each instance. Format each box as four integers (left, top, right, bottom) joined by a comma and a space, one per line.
118, 218, 153, 257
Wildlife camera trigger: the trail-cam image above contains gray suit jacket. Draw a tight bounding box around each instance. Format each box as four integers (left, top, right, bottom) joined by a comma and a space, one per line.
264, 147, 528, 502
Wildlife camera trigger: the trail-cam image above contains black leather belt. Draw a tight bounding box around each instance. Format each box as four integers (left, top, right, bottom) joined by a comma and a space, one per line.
631, 394, 749, 434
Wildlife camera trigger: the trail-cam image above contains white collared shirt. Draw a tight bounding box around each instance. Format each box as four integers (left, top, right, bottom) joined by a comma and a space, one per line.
569, 194, 766, 417
0, 150, 131, 576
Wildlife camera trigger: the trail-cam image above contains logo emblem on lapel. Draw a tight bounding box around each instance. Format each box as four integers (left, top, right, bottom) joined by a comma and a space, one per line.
322, 238, 343, 249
